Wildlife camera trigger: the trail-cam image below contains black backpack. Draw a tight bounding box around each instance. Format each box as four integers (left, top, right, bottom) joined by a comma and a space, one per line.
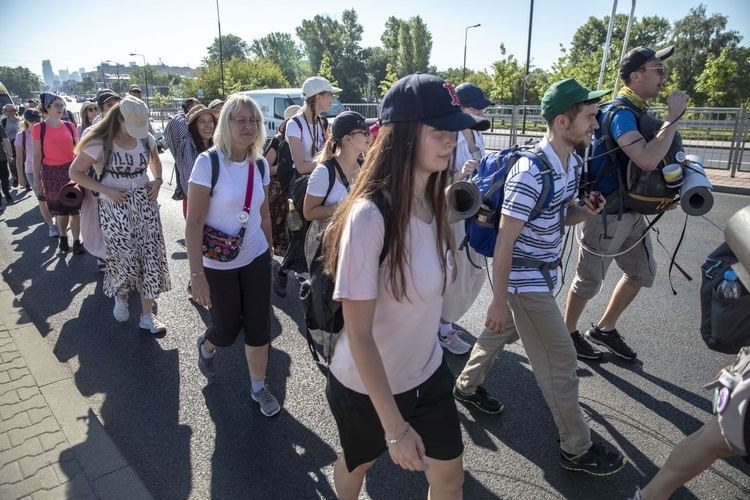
700, 242, 750, 354
275, 136, 294, 193
301, 192, 391, 364
288, 159, 347, 241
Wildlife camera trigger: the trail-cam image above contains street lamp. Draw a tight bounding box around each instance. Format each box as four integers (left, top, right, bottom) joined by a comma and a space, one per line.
130, 53, 149, 107
105, 60, 121, 93
463, 24, 481, 82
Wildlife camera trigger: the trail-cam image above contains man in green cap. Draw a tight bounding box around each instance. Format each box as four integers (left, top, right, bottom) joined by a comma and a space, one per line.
454, 78, 626, 475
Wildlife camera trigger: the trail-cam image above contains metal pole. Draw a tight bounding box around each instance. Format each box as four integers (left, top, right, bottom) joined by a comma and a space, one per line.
216, 0, 225, 99
598, 1, 618, 91
130, 53, 149, 107
613, 0, 637, 95
463, 24, 480, 82
521, 0, 534, 134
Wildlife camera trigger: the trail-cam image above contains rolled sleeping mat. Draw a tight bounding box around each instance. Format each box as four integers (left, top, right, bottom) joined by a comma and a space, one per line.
680, 154, 714, 216
445, 180, 482, 224
59, 182, 85, 208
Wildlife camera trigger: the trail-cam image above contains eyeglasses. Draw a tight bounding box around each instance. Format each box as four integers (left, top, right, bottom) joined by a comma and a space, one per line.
230, 117, 260, 128
131, 90, 142, 94
87, 107, 99, 112
349, 129, 371, 137
639, 66, 668, 76
51, 103, 65, 109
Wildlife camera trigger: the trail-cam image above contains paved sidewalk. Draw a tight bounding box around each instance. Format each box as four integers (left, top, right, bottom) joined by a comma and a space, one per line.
703, 166, 750, 195
0, 279, 151, 500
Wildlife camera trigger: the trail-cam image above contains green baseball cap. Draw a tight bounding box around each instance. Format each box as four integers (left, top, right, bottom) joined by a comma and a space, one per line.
541, 78, 611, 121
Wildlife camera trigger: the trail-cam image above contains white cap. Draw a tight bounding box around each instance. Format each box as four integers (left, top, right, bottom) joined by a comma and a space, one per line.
301, 76, 342, 99
119, 96, 149, 139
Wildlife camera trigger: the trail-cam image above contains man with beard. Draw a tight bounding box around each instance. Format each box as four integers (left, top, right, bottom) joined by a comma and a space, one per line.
454, 78, 627, 476
564, 46, 690, 362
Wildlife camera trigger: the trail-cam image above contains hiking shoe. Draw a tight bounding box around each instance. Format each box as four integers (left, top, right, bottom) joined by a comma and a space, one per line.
252, 386, 281, 417
196, 335, 216, 379
586, 326, 637, 360
272, 261, 287, 298
560, 441, 627, 476
439, 329, 471, 355
571, 330, 603, 360
73, 239, 86, 254
49, 225, 60, 237
139, 313, 167, 335
453, 385, 504, 414
59, 236, 69, 253
113, 296, 129, 322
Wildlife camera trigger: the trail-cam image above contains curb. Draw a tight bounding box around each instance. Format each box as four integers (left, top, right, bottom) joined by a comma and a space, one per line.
0, 279, 153, 500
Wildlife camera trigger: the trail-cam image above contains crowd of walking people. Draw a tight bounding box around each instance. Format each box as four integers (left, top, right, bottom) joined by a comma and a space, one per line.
0, 43, 746, 500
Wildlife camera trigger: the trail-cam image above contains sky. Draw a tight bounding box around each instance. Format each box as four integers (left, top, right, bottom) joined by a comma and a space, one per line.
2, 0, 748, 81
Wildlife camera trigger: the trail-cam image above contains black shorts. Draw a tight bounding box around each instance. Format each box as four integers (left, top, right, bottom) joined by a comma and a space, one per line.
326, 357, 463, 472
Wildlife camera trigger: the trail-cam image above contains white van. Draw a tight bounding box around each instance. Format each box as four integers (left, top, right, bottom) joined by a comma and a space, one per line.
240, 88, 346, 136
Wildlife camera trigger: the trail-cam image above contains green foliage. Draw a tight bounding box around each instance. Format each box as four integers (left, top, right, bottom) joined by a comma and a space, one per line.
379, 63, 399, 96
192, 57, 288, 102
696, 46, 750, 107
0, 66, 42, 99
250, 32, 303, 86
381, 16, 432, 78
205, 34, 251, 65
318, 53, 338, 88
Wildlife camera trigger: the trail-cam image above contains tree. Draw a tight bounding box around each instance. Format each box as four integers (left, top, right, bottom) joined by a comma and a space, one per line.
318, 52, 338, 89
204, 34, 251, 65
0, 66, 42, 100
410, 16, 432, 73
670, 5, 741, 102
379, 63, 399, 96
696, 46, 750, 107
378, 16, 433, 78
250, 33, 303, 86
296, 15, 343, 76
363, 47, 389, 100
191, 58, 288, 102
489, 44, 526, 105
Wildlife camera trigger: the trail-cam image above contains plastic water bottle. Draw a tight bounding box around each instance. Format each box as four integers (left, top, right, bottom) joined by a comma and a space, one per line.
287, 199, 303, 232
716, 270, 743, 300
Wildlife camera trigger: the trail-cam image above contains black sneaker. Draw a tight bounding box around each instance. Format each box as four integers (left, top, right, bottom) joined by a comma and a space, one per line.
59, 236, 69, 253
571, 330, 603, 360
73, 239, 86, 254
453, 385, 504, 414
4, 193, 13, 204
272, 261, 288, 298
586, 325, 637, 360
560, 441, 627, 476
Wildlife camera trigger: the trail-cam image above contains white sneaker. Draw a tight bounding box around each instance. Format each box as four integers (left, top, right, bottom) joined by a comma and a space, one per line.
438, 329, 471, 355
49, 225, 60, 237
113, 296, 129, 322
139, 313, 167, 335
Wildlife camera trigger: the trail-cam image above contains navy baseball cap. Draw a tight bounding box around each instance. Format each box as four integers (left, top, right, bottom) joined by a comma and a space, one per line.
380, 73, 490, 132
456, 83, 495, 109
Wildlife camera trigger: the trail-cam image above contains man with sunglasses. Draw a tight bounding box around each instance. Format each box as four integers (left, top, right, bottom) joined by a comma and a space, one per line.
564, 46, 690, 363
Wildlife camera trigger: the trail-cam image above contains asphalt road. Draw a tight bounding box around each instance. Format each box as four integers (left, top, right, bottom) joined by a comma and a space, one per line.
0, 153, 748, 499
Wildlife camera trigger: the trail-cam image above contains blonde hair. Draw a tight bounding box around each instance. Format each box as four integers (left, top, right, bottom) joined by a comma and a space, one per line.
213, 93, 266, 161
74, 103, 126, 176
79, 102, 97, 132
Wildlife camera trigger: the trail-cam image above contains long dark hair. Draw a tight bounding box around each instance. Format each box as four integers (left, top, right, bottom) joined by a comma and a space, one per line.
324, 121, 455, 301
188, 115, 215, 154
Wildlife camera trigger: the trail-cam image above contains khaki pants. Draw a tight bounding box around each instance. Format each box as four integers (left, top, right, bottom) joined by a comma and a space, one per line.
456, 291, 592, 455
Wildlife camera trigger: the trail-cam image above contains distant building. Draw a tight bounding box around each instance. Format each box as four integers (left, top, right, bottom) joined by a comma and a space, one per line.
59, 69, 70, 82
42, 60, 55, 89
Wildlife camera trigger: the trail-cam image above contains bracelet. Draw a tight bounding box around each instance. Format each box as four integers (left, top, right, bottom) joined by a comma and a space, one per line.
384, 423, 410, 445
155, 177, 163, 182
191, 271, 205, 277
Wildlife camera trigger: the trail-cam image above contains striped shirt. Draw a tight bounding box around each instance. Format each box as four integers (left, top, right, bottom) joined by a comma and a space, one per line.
501, 137, 580, 293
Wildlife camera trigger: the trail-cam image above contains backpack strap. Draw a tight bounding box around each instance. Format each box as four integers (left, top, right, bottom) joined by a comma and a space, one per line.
209, 147, 219, 197
40, 122, 45, 162
320, 158, 349, 207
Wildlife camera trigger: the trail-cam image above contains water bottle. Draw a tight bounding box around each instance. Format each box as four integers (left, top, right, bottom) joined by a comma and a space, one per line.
287, 199, 303, 232
716, 270, 743, 300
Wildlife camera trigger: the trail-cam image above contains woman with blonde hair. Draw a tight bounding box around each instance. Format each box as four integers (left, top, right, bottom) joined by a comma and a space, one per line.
77, 101, 99, 138
323, 73, 489, 499
185, 93, 280, 417
69, 96, 171, 334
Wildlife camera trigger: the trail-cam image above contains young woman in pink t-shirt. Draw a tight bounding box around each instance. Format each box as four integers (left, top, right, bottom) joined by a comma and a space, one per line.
322, 74, 490, 499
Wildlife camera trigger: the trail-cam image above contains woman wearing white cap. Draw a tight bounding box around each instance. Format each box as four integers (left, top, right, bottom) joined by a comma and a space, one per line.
272, 76, 341, 297
69, 96, 171, 335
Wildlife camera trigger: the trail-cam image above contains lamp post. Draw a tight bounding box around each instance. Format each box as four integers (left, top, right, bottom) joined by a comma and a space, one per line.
105, 60, 121, 93
215, 0, 225, 98
521, 0, 534, 134
130, 53, 149, 107
463, 24, 481, 82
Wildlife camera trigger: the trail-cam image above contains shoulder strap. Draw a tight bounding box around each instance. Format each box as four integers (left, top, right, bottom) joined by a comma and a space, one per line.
1, 118, 5, 128
292, 115, 302, 131
518, 147, 555, 218
256, 156, 266, 180
40, 122, 46, 161
64, 121, 75, 141
209, 147, 219, 197
320, 161, 337, 206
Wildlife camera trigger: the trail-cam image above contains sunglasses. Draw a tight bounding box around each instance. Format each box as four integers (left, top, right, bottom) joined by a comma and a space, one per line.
349, 129, 371, 137
131, 90, 142, 94
639, 65, 668, 76
87, 107, 99, 112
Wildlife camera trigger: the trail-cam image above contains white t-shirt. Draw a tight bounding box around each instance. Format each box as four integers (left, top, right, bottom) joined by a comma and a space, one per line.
190, 150, 270, 270
285, 114, 325, 169
14, 130, 34, 173
306, 161, 348, 206
82, 136, 156, 190
330, 199, 445, 395
455, 130, 486, 174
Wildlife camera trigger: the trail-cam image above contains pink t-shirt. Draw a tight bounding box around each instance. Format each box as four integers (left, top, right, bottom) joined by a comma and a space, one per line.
330, 198, 445, 395
31, 121, 77, 165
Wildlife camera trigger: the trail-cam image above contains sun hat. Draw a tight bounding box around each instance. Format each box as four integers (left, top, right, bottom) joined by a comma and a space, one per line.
129, 84, 142, 92
380, 73, 490, 131
187, 104, 219, 126
331, 111, 368, 141
619, 45, 675, 80
455, 83, 495, 109
540, 78, 611, 121
283, 105, 301, 120
119, 96, 150, 139
208, 99, 224, 109
301, 77, 342, 99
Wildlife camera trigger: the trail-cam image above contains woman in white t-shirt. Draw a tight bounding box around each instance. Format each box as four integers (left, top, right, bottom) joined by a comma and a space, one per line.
185, 94, 280, 418
322, 74, 489, 499
69, 96, 171, 335
273, 76, 341, 298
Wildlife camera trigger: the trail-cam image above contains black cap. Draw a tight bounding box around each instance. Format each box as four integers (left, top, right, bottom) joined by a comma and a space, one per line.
331, 111, 367, 140
96, 89, 120, 110
23, 108, 41, 122
380, 73, 489, 131
456, 83, 495, 109
619, 45, 674, 79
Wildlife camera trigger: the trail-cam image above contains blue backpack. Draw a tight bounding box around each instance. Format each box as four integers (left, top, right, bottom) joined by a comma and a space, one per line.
464, 145, 558, 258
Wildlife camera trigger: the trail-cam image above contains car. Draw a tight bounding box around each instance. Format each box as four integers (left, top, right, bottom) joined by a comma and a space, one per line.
239, 88, 346, 136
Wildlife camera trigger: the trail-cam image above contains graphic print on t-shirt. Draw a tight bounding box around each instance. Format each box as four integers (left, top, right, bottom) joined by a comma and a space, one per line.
109, 149, 149, 175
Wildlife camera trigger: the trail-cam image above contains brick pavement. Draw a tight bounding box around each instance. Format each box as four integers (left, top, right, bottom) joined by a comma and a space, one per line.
0, 280, 151, 500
